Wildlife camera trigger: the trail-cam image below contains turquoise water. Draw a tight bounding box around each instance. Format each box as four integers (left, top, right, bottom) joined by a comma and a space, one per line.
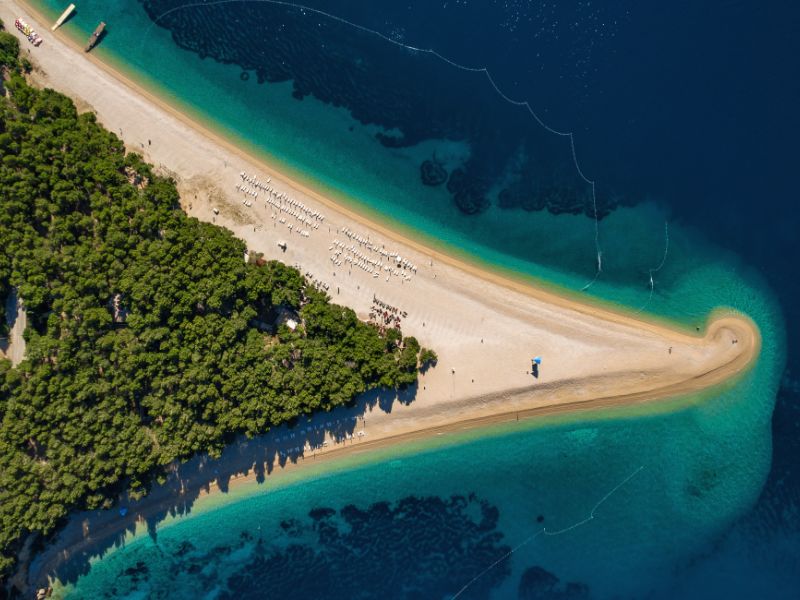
27, 1, 789, 597
47, 277, 784, 598
35, 0, 665, 311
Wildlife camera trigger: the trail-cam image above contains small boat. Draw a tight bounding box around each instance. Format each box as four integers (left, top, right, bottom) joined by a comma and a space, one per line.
84, 21, 105, 52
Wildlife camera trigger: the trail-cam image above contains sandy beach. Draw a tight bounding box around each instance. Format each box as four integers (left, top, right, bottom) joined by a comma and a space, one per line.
2, 2, 762, 591
2, 0, 763, 480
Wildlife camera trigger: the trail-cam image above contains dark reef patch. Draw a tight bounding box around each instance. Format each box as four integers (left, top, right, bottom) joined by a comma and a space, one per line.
518, 566, 590, 600
420, 158, 448, 186
121, 561, 149, 582
96, 494, 511, 599
223, 495, 511, 599
447, 168, 489, 215
138, 0, 622, 219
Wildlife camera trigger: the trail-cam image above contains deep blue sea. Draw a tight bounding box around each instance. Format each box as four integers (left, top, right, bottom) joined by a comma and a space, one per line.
27, 1, 800, 598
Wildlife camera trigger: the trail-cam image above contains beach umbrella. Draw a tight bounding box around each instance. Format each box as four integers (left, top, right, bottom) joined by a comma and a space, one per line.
533, 356, 542, 365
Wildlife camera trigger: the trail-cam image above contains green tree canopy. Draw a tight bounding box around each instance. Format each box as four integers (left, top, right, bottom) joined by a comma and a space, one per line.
0, 32, 431, 580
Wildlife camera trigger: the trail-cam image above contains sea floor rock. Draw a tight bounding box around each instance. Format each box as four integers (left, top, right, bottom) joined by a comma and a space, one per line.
420, 159, 448, 186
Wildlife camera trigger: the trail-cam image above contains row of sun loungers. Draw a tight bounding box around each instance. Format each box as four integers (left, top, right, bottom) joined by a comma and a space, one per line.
329, 239, 414, 282
340, 226, 417, 274
273, 422, 367, 458
240, 170, 326, 223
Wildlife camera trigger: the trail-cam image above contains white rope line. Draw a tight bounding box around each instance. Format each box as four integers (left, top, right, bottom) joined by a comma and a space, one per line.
450, 465, 644, 599
142, 0, 604, 290
634, 221, 670, 314
450, 528, 545, 600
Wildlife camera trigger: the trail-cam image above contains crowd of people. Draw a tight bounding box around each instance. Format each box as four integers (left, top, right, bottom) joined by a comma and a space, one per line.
235, 171, 425, 290
370, 295, 407, 329
235, 170, 423, 331
303, 270, 331, 293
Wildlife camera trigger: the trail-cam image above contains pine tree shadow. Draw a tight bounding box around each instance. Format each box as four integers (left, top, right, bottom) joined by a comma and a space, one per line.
28, 382, 419, 590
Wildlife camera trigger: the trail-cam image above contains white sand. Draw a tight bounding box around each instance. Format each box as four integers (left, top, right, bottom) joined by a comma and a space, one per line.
2, 5, 763, 591
3, 1, 760, 462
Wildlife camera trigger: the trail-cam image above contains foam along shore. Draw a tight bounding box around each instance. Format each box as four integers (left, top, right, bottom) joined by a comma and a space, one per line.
6, 0, 762, 586
3, 0, 762, 452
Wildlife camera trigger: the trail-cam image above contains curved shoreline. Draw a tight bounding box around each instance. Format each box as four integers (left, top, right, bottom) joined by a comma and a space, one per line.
3, 2, 765, 592
17, 0, 710, 337
6, 2, 762, 393
27, 314, 761, 592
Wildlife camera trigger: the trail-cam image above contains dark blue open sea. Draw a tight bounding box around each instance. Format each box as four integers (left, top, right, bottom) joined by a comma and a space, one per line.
29, 1, 799, 598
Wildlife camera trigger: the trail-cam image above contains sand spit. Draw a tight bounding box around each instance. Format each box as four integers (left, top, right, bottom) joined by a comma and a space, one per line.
2, 0, 761, 485
1, 2, 761, 592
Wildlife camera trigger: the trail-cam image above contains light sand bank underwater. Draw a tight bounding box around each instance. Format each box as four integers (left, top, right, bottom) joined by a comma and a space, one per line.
6, 0, 763, 447
4, 2, 785, 596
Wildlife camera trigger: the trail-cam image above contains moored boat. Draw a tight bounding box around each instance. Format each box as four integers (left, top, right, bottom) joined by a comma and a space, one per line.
84, 21, 105, 52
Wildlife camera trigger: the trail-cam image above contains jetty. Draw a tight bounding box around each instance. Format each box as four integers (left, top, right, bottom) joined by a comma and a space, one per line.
51, 3, 75, 31
84, 21, 104, 52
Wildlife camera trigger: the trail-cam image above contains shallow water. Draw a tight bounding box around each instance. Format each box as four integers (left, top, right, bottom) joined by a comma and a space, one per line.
27, 0, 798, 597
50, 337, 783, 599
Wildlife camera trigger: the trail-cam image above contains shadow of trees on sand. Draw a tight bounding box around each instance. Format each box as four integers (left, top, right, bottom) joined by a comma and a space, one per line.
27, 384, 418, 591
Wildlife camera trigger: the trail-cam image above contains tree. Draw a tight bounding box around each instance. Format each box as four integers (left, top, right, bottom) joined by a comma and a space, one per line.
0, 31, 19, 69
419, 347, 438, 370
0, 34, 434, 581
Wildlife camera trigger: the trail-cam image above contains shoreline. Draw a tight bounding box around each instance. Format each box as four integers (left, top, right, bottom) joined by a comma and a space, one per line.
23, 302, 761, 589
17, 0, 702, 337
3, 2, 765, 592
32, 324, 758, 592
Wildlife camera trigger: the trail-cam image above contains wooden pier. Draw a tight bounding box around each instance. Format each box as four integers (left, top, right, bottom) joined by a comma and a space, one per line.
51, 3, 75, 31
84, 21, 105, 52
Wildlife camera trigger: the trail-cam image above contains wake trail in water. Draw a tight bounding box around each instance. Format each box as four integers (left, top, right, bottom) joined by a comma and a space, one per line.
143, 0, 605, 290
449, 465, 644, 599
